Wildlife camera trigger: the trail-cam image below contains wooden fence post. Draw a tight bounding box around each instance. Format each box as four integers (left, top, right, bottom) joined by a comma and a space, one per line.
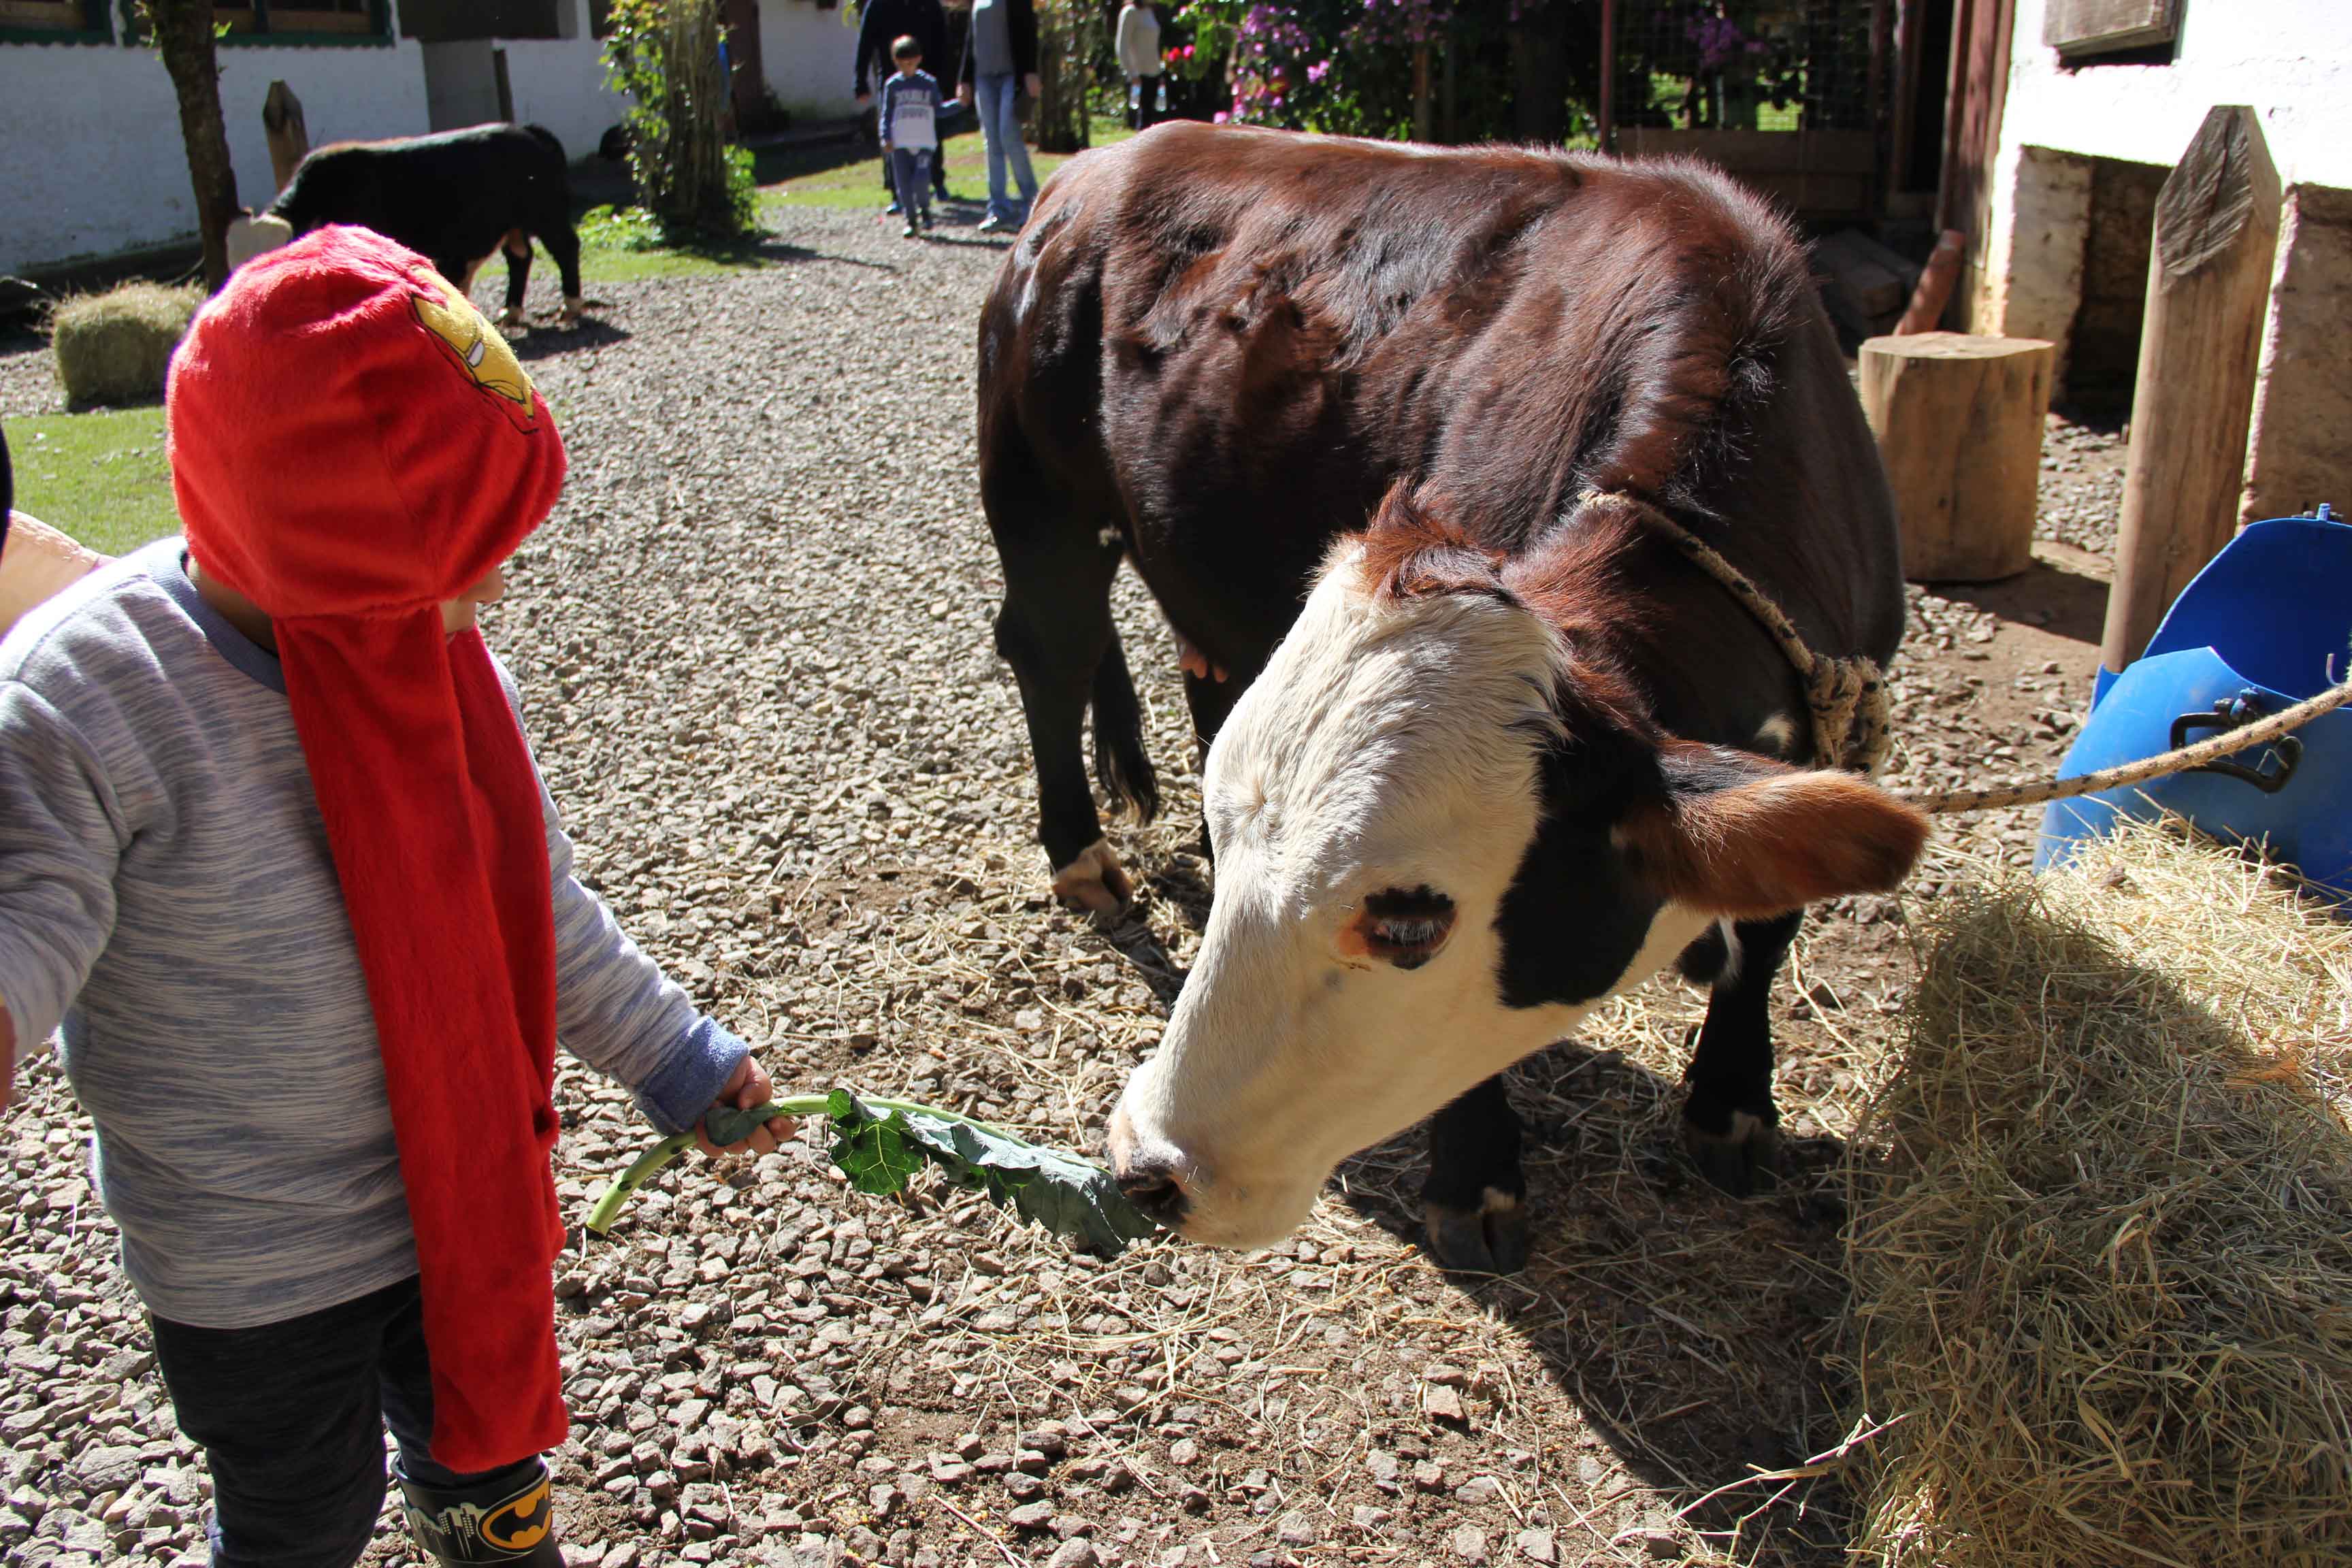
2099, 104, 2281, 674
263, 80, 308, 196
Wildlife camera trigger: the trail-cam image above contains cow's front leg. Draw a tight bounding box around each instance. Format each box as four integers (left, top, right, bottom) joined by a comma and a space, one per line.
1422, 1075, 1527, 1273
1681, 908, 1802, 1195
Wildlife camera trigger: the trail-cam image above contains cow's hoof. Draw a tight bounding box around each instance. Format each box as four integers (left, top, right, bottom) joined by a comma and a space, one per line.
1423, 1188, 1527, 1275
1050, 838, 1133, 915
1684, 1109, 1782, 1197
557, 296, 585, 329
495, 307, 528, 334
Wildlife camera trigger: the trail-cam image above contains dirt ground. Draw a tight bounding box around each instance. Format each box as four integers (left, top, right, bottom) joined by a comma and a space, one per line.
1, 205, 2130, 1568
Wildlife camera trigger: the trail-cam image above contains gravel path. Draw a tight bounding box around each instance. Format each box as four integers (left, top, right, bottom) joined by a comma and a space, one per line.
4, 206, 2103, 1568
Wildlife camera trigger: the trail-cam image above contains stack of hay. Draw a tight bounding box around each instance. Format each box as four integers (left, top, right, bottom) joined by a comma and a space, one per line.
50, 282, 203, 408
1850, 820, 2352, 1568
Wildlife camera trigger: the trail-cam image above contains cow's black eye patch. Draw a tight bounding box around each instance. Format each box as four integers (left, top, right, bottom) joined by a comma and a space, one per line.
1359, 885, 1456, 969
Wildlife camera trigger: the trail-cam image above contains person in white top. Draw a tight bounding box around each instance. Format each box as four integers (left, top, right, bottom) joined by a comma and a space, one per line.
1115, 1, 1163, 131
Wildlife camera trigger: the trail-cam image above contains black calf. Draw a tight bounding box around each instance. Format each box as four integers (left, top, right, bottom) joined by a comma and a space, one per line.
269, 123, 583, 321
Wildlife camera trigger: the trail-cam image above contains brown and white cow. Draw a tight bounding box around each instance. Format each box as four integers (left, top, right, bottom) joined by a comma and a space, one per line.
975, 123, 1926, 1269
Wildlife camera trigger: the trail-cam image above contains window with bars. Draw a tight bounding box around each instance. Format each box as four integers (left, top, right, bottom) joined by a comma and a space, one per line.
0, 0, 108, 37
214, 0, 385, 36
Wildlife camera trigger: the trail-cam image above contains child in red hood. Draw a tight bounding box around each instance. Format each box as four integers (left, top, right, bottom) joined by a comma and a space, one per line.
0, 227, 791, 1567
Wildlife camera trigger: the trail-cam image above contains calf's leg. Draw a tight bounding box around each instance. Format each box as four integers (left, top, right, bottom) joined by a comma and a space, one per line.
500, 231, 533, 329
1680, 909, 1803, 1195
539, 220, 585, 325
1422, 1075, 1527, 1273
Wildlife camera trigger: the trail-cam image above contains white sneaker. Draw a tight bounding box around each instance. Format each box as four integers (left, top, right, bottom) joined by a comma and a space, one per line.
976, 213, 1008, 233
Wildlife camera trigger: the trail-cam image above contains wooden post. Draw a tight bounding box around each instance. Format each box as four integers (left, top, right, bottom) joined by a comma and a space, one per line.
1861, 331, 2055, 581
2100, 105, 2281, 674
1412, 44, 1431, 143
263, 80, 309, 196
1597, 0, 1616, 152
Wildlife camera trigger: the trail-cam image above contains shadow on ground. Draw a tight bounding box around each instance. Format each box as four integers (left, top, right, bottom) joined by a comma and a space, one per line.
1335, 1042, 1866, 1564
511, 317, 633, 360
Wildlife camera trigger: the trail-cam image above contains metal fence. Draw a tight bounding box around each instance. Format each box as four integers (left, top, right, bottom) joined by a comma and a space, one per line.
1611, 0, 1882, 135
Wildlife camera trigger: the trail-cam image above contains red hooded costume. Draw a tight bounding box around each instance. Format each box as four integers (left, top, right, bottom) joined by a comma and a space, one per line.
167, 226, 572, 1473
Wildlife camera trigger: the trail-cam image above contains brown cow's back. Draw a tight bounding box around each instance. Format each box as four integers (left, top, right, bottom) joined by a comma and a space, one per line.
983, 122, 1899, 728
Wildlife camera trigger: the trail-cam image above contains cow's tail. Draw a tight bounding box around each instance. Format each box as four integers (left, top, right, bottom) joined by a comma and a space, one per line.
1092, 631, 1160, 824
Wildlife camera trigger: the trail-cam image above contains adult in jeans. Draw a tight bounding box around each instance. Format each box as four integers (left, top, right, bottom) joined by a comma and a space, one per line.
957, 0, 1039, 233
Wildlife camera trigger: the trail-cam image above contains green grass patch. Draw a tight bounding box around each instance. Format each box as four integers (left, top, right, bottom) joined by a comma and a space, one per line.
576, 203, 774, 281
8, 407, 178, 557
762, 115, 1131, 213
557, 117, 1137, 283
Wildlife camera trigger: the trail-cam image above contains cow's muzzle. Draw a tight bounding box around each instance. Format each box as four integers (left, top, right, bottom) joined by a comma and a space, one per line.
1105, 1106, 1194, 1228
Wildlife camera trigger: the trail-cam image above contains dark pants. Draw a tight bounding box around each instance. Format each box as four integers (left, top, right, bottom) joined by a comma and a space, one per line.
151, 1275, 534, 1568
890, 147, 935, 218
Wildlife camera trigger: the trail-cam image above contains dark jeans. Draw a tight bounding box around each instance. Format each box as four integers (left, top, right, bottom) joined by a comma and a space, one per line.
890, 147, 936, 218
150, 1275, 530, 1568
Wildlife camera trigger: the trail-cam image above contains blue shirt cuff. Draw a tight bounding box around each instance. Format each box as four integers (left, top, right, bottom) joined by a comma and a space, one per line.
632, 1016, 750, 1137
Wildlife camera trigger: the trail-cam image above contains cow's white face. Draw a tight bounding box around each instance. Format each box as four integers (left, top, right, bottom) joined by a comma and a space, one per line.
1106, 519, 1926, 1251
1107, 541, 1709, 1248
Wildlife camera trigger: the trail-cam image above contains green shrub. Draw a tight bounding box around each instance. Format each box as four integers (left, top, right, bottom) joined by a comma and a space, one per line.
50, 282, 203, 408
603, 0, 755, 243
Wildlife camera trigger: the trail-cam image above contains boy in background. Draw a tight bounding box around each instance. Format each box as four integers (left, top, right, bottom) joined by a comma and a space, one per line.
880, 35, 943, 238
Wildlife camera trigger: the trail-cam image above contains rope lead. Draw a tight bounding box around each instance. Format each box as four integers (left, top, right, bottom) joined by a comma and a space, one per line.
1576, 489, 2349, 817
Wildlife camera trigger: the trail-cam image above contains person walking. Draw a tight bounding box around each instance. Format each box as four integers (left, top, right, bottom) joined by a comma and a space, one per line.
957, 0, 1039, 233
1115, 1, 1163, 131
879, 35, 943, 238
853, 0, 954, 212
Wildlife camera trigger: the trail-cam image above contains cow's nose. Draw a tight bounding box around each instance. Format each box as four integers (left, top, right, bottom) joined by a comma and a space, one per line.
1114, 1154, 1191, 1225
1105, 1106, 1193, 1226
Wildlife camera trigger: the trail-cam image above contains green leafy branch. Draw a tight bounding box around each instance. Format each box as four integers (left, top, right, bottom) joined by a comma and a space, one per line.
583, 1089, 1161, 1258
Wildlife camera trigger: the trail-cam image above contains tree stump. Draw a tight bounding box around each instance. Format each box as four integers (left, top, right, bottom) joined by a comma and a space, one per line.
1861, 331, 2055, 581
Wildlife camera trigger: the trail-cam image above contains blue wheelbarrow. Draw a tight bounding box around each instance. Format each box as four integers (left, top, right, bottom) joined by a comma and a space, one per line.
2035, 504, 2352, 904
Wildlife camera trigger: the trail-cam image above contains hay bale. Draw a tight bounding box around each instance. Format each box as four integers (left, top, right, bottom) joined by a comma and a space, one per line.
1850, 820, 2352, 1568
50, 282, 203, 408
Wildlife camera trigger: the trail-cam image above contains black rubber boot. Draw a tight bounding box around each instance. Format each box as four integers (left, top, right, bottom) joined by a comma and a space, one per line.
393, 1454, 563, 1565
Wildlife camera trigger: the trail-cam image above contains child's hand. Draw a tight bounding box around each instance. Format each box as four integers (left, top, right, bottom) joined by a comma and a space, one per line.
694, 1054, 795, 1158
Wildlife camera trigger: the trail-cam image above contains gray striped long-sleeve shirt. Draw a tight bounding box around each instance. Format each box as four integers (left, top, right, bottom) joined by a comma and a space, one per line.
0, 540, 745, 1328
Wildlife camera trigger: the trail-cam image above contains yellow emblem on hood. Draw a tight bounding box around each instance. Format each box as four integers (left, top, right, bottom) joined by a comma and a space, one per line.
411, 273, 534, 409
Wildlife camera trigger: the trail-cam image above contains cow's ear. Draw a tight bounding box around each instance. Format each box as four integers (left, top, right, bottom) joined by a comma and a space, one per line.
1616, 740, 1928, 918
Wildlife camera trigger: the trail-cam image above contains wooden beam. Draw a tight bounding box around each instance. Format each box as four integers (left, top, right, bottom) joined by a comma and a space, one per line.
1597, 0, 1616, 153
1412, 44, 1430, 144
2100, 105, 2281, 673
2043, 0, 2178, 57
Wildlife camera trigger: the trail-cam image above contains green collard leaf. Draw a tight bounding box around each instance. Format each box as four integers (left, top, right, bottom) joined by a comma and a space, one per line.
826, 1097, 925, 1197
582, 1088, 1163, 1259
824, 1092, 1162, 1257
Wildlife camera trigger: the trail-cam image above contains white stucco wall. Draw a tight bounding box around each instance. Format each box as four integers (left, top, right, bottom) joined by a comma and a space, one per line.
1995, 0, 2352, 189
757, 0, 860, 121
1976, 0, 2352, 333
501, 36, 628, 162
1, 33, 431, 274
